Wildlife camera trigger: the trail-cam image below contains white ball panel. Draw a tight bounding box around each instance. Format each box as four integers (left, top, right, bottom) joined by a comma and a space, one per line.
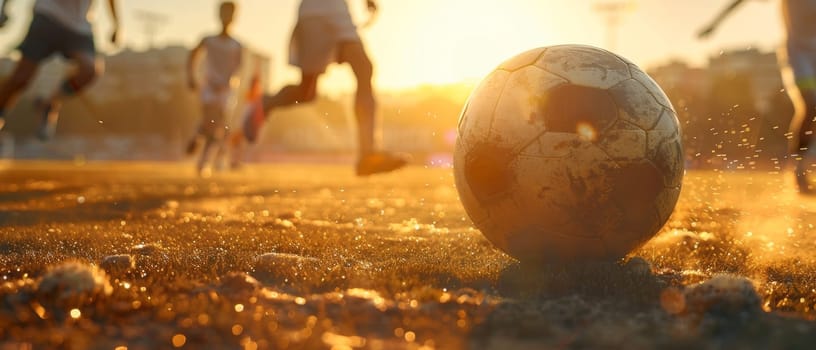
490, 66, 567, 152
610, 79, 665, 130
536, 45, 631, 89
498, 47, 547, 72
458, 70, 511, 150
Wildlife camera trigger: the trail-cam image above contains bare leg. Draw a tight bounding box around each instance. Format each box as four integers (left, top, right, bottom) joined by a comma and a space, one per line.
340, 41, 406, 176
242, 74, 318, 143
198, 137, 214, 176
0, 58, 39, 112
791, 86, 816, 155
213, 130, 230, 170
47, 52, 99, 106
789, 82, 816, 193
341, 41, 377, 156
196, 103, 225, 174
261, 73, 318, 114
36, 52, 99, 139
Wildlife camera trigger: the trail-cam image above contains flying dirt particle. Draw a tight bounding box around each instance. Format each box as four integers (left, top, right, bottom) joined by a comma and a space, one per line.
100, 254, 135, 277
683, 274, 762, 317
37, 261, 112, 308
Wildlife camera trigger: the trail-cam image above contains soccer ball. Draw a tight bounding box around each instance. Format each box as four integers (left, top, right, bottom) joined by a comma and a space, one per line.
454, 45, 683, 264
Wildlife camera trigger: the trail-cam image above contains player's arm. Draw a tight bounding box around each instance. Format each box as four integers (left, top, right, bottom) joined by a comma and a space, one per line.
698, 0, 747, 39
108, 0, 120, 44
187, 39, 205, 91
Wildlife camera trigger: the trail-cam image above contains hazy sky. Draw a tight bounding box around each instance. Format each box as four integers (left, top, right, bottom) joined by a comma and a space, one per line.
0, 0, 786, 93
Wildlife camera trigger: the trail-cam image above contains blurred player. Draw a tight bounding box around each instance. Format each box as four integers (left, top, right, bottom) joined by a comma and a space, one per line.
699, 0, 816, 193
242, 0, 407, 176
226, 65, 264, 169
0, 0, 119, 139
186, 1, 243, 176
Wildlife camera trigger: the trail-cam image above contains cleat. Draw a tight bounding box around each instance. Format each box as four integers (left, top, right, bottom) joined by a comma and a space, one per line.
34, 98, 58, 141
355, 152, 408, 176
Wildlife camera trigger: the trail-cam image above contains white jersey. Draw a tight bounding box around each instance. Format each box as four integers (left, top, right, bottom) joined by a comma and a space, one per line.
34, 0, 94, 35
299, 0, 351, 19
201, 35, 243, 90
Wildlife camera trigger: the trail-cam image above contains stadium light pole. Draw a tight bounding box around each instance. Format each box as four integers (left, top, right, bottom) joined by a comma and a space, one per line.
134, 10, 168, 49
593, 1, 633, 52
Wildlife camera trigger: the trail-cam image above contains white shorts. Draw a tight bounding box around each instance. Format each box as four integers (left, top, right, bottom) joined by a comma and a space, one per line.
289, 13, 361, 74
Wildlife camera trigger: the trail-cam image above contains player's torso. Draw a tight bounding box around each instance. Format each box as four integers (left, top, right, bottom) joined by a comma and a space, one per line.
203, 36, 242, 88
298, 0, 350, 18
782, 0, 816, 42
34, 0, 94, 34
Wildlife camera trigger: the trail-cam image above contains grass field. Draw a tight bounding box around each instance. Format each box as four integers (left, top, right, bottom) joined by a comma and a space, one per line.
2, 161, 816, 349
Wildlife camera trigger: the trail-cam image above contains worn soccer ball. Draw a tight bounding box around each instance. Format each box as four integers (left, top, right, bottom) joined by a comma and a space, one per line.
454, 45, 683, 264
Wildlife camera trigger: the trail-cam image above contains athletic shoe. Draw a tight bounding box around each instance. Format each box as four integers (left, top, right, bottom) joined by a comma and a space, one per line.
34, 99, 58, 141
241, 100, 265, 143
355, 152, 408, 176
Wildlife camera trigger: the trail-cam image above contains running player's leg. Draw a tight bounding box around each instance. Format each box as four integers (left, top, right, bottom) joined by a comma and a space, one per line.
792, 85, 816, 155
342, 41, 376, 156
197, 102, 223, 175
0, 58, 39, 129
342, 41, 406, 176
37, 52, 99, 139
213, 129, 231, 171
0, 11, 57, 130
243, 74, 317, 143
211, 96, 231, 171
783, 41, 816, 192
261, 75, 318, 114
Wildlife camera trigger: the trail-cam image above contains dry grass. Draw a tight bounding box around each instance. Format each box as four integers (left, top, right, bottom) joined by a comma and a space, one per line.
0, 163, 815, 349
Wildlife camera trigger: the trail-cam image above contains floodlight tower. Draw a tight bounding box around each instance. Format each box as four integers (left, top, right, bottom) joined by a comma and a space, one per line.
593, 1, 633, 52
134, 9, 168, 49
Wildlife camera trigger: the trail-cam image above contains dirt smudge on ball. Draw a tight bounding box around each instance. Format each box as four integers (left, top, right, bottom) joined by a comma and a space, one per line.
539, 84, 618, 136
464, 142, 516, 202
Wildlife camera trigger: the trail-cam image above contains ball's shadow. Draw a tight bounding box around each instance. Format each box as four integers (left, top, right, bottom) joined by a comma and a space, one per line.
496, 257, 673, 304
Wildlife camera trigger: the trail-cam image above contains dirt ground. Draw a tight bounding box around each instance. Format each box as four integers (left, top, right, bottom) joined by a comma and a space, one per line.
1, 161, 816, 349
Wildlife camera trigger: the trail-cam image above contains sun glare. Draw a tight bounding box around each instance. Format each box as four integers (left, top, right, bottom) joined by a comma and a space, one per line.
368, 0, 559, 89
577, 122, 598, 142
